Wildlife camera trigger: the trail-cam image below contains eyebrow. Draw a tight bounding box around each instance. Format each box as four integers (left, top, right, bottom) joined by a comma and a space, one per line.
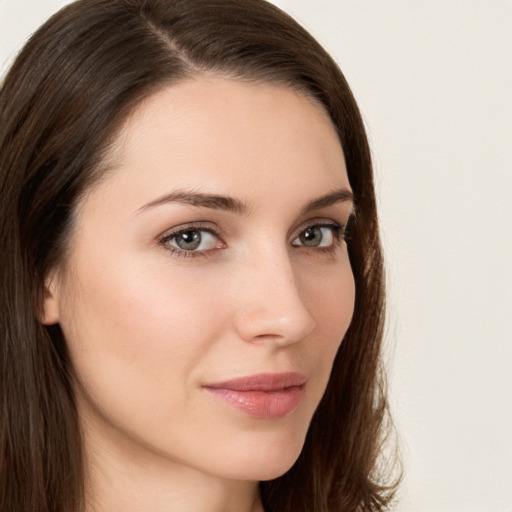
300, 188, 354, 215
136, 190, 249, 215
136, 187, 353, 216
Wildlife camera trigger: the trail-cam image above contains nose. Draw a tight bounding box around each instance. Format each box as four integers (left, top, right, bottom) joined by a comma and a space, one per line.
232, 248, 316, 346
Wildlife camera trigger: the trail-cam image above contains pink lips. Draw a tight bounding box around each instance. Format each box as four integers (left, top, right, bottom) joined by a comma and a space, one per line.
203, 372, 306, 419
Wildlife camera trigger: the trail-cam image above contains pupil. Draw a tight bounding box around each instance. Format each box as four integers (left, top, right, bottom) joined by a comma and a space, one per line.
301, 227, 322, 247
176, 230, 201, 250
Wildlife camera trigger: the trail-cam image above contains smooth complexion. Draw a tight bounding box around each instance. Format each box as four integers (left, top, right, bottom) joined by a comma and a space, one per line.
42, 77, 355, 512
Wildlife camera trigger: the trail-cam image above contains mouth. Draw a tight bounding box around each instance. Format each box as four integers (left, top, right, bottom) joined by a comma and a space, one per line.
203, 372, 306, 419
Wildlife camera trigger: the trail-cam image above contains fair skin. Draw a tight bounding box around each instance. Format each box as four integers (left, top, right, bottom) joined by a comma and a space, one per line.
43, 77, 355, 512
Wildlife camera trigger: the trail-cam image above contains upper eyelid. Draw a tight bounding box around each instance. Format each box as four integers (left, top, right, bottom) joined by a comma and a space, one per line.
157, 221, 223, 241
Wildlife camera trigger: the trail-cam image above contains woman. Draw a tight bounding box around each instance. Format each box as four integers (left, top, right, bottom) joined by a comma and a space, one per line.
0, 0, 399, 510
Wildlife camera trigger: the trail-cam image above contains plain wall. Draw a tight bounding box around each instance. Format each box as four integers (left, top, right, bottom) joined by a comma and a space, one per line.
1, 1, 511, 511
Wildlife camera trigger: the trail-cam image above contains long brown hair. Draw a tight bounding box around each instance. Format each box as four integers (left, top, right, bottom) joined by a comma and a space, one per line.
0, 0, 399, 510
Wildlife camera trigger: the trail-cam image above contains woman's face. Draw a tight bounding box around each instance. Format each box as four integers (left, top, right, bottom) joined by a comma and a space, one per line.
44, 77, 355, 482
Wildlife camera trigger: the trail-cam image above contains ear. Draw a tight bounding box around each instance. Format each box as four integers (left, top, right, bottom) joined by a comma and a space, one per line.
40, 272, 61, 325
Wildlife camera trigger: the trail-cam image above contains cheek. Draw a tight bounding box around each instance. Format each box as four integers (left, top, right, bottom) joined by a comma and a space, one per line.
317, 265, 354, 349
307, 258, 354, 331
298, 259, 355, 384
58, 253, 225, 408
58, 254, 236, 460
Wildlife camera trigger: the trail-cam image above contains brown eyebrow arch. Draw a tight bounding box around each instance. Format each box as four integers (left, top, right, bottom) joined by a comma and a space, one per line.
300, 188, 354, 215
136, 190, 249, 215
136, 187, 353, 216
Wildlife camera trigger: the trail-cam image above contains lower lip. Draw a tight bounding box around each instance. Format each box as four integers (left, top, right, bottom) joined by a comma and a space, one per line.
204, 386, 303, 419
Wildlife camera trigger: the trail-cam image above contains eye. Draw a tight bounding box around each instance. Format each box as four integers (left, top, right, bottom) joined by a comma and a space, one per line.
160, 226, 224, 257
291, 223, 341, 249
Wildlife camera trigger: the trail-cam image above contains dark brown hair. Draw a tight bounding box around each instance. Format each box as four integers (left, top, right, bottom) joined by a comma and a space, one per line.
0, 0, 399, 510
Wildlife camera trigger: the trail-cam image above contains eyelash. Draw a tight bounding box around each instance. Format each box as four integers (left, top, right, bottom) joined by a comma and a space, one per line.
158, 222, 224, 259
158, 220, 348, 259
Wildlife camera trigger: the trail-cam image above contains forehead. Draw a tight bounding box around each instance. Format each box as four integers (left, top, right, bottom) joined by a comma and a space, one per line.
87, 76, 349, 212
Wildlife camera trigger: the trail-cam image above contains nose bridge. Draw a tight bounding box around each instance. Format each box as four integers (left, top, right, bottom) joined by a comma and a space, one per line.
233, 243, 316, 345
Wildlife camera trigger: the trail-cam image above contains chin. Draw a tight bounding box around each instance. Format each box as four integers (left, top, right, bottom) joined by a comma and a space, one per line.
213, 426, 307, 482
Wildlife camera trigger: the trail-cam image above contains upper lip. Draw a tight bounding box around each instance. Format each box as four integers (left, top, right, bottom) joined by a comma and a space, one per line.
204, 372, 307, 391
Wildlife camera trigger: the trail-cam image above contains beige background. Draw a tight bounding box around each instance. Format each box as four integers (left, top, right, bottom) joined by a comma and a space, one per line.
1, 1, 511, 511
